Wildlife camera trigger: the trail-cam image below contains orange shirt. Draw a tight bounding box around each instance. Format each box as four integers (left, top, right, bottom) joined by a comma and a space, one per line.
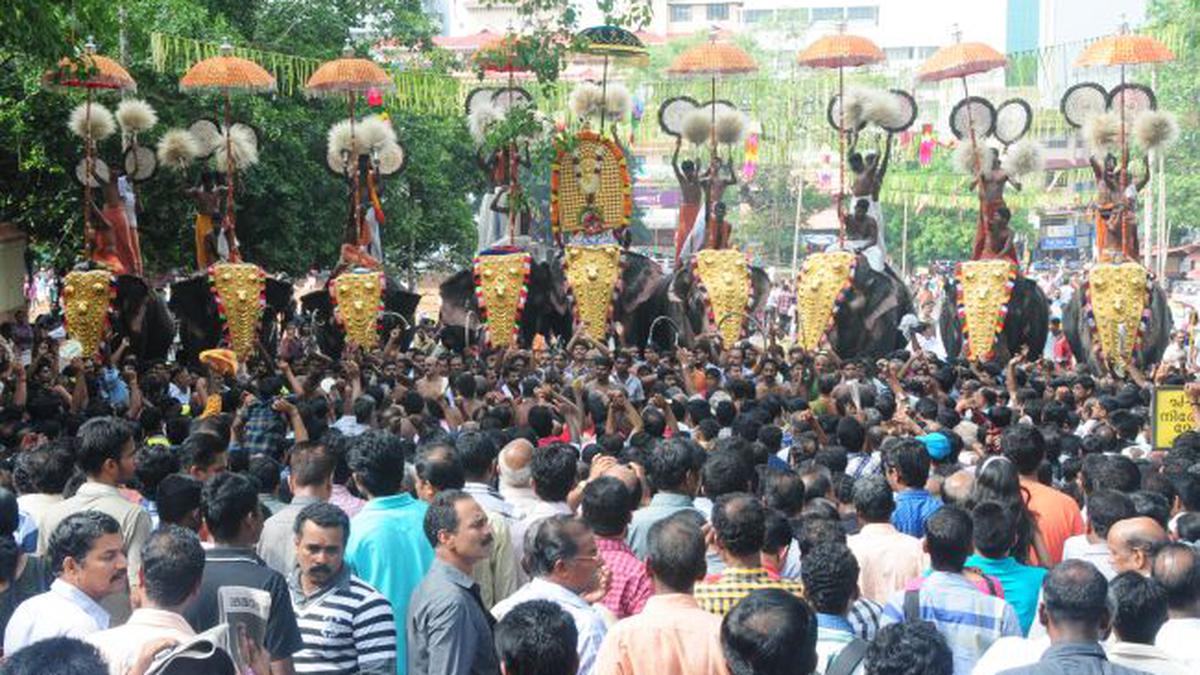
594, 593, 727, 675
1021, 477, 1085, 565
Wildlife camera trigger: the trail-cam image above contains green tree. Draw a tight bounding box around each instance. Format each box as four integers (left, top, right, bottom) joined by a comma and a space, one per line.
1150, 0, 1200, 242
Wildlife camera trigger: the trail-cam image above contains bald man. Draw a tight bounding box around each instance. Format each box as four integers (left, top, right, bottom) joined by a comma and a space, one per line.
498, 439, 538, 514
1152, 543, 1200, 669
941, 471, 976, 509
1107, 517, 1168, 576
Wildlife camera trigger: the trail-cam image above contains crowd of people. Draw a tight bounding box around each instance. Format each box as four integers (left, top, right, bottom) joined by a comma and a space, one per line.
0, 275, 1198, 675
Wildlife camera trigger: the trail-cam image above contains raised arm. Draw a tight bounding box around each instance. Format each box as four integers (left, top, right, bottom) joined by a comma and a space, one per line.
1136, 155, 1151, 191
672, 137, 685, 182
873, 134, 894, 199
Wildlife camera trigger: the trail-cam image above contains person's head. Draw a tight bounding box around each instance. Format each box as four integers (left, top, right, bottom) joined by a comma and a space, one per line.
353, 394, 378, 426
202, 472, 262, 545
13, 445, 76, 496
721, 589, 818, 675
1107, 516, 1168, 576
156, 474, 203, 532
531, 443, 578, 503
527, 516, 602, 596
1151, 543, 1200, 616
498, 439, 534, 488
941, 470, 975, 509
1109, 571, 1169, 644
852, 475, 894, 524
414, 444, 466, 502
138, 525, 205, 611
645, 512, 707, 594
494, 599, 579, 675
702, 447, 755, 499
647, 438, 703, 495
293, 502, 350, 589
349, 430, 407, 498
681, 159, 696, 178
424, 490, 493, 567
1001, 424, 1045, 475
1, 637, 109, 675
1039, 559, 1112, 642
712, 492, 766, 561
179, 432, 228, 482
883, 439, 930, 490
580, 476, 634, 538
800, 542, 859, 616
853, 198, 869, 218
848, 151, 865, 172
1085, 489, 1135, 539
835, 417, 865, 453
864, 622, 954, 675
971, 501, 1014, 559
76, 416, 136, 483
288, 440, 334, 499
48, 512, 126, 602
456, 430, 498, 482
991, 205, 1011, 228
714, 201, 727, 220
924, 506, 973, 573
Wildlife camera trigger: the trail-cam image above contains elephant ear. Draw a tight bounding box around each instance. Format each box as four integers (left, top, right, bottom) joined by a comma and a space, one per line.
542, 260, 571, 317
300, 290, 334, 318
1061, 292, 1086, 366
169, 275, 212, 315
619, 252, 665, 309
939, 278, 963, 360
438, 268, 479, 328
113, 274, 150, 314
264, 278, 295, 322
386, 287, 421, 320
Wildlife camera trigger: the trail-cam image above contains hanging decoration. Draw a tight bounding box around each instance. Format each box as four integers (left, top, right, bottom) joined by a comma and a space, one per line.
794, 251, 857, 351
550, 130, 632, 239
207, 262, 266, 362
693, 249, 753, 347
331, 270, 386, 348
473, 251, 533, 348
62, 269, 117, 358
1081, 263, 1152, 369
953, 260, 1017, 362
563, 244, 623, 341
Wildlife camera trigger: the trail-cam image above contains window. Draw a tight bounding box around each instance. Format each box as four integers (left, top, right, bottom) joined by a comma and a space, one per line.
884, 47, 913, 61
707, 3, 730, 21
778, 8, 809, 23
917, 46, 939, 58
811, 7, 844, 22
743, 9, 773, 24
669, 4, 692, 22
846, 6, 878, 23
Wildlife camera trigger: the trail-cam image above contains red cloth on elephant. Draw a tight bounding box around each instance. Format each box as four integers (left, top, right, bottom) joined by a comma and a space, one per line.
103, 204, 140, 275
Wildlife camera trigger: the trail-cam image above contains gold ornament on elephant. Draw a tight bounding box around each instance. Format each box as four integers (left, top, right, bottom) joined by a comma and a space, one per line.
564, 245, 621, 342
794, 252, 856, 351
208, 263, 265, 362
333, 271, 384, 349
956, 260, 1016, 362
694, 249, 751, 347
62, 270, 114, 357
474, 252, 532, 348
1086, 263, 1149, 368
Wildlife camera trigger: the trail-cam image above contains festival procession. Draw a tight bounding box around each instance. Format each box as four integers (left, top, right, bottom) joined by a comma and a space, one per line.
4, 0, 1200, 674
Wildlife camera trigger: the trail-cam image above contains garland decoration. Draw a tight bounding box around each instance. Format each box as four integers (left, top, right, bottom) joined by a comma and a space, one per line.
331, 271, 386, 349
794, 251, 857, 351
474, 250, 533, 348
207, 263, 266, 362
550, 130, 632, 236
62, 270, 116, 357
693, 249, 752, 347
1082, 262, 1153, 368
563, 244, 623, 342
954, 260, 1018, 362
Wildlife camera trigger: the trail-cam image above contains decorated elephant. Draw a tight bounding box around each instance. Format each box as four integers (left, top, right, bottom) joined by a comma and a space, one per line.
298, 273, 421, 356
1061, 263, 1171, 372
59, 266, 174, 362
794, 252, 913, 359
939, 272, 1049, 363
169, 264, 295, 365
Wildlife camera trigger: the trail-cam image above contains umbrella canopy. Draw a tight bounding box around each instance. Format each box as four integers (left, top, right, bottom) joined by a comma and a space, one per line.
667, 41, 757, 75
474, 35, 537, 74
306, 44, 395, 96
44, 39, 136, 92
180, 42, 276, 93
917, 41, 1006, 82
1075, 31, 1174, 67
577, 25, 648, 61
797, 33, 884, 69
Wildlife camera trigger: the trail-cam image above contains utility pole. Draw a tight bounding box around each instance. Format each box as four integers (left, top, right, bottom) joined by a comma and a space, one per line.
118, 4, 128, 66
790, 173, 804, 278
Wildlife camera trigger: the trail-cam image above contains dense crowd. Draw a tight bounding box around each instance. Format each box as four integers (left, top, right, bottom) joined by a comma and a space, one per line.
0, 283, 1198, 675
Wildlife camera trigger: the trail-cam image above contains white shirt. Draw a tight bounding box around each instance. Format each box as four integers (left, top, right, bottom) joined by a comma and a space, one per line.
332, 415, 370, 437
4, 579, 111, 655
1061, 535, 1118, 580
87, 607, 195, 675
1155, 618, 1200, 670
492, 577, 607, 675
511, 501, 573, 580
972, 635, 1048, 675
1105, 640, 1191, 675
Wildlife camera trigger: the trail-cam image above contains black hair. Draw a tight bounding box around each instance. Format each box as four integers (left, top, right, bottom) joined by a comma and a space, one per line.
531, 443, 578, 502
157, 474, 203, 526
75, 416, 133, 475
712, 492, 766, 557
580, 476, 633, 538
762, 508, 793, 555
1043, 559, 1110, 625
721, 589, 818, 675
353, 394, 377, 424
528, 405, 555, 439
647, 438, 704, 492
201, 472, 259, 543
494, 599, 579, 675
1084, 489, 1134, 538
134, 445, 180, 500
971, 501, 1013, 558
795, 512, 847, 555
141, 525, 206, 608
646, 512, 707, 592
248, 454, 281, 493
1151, 543, 1200, 612
762, 470, 805, 516
835, 417, 865, 453
1129, 490, 1171, 530
13, 445, 75, 495
416, 444, 466, 492
800, 542, 859, 615
702, 447, 755, 499
925, 506, 973, 572
349, 430, 407, 496
884, 439, 930, 488
422, 489, 471, 547
853, 475, 894, 522
290, 441, 334, 488
455, 431, 498, 480
179, 432, 226, 473
1, 637, 109, 675
0, 489, 17, 539
295, 501, 351, 544
1088, 454, 1141, 493
48, 511, 121, 575
1177, 512, 1200, 543
1109, 571, 1169, 644
1000, 424, 1046, 474
864, 622, 954, 675
527, 515, 586, 577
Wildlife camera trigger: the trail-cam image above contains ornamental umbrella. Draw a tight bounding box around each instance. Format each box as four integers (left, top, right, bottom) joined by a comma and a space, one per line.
797, 31, 885, 231
667, 32, 757, 168
44, 38, 137, 242
575, 25, 648, 134
180, 42, 275, 262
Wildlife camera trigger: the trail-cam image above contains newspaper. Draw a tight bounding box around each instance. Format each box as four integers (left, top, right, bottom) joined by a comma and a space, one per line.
218, 586, 271, 675
145, 624, 235, 675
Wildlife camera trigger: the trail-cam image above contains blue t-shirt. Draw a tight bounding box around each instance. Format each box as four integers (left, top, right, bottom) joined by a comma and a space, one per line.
891, 489, 942, 538
964, 554, 1048, 635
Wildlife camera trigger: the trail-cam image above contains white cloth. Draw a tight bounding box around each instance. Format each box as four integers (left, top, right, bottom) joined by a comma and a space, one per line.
4, 579, 111, 655
826, 239, 885, 273
1061, 535, 1118, 580
492, 578, 607, 675
1155, 618, 1200, 670
332, 415, 370, 437
971, 635, 1049, 675
86, 608, 196, 675
477, 188, 507, 250
118, 176, 137, 230
1105, 640, 1191, 675
678, 207, 707, 260
511, 501, 573, 580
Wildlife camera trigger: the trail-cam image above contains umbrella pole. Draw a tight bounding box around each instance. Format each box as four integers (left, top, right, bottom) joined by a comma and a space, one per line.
837, 65, 845, 244
223, 89, 241, 262
350, 92, 361, 249
1119, 64, 1128, 261
83, 90, 93, 248
600, 55, 609, 136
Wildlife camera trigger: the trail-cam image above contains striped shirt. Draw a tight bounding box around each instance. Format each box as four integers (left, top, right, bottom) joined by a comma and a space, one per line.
694, 566, 805, 616
288, 566, 397, 675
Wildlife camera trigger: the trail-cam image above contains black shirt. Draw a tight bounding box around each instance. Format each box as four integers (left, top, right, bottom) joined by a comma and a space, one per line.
183, 546, 304, 661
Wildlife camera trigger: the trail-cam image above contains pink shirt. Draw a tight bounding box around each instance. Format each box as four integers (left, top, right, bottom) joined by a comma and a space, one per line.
596, 536, 653, 619
595, 593, 728, 675
847, 522, 926, 603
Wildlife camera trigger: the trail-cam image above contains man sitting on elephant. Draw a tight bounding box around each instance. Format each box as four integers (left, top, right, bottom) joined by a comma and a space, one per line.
977, 206, 1017, 265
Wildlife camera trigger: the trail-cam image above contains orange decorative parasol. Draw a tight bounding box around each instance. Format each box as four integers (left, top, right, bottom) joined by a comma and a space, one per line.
181, 43, 276, 262
45, 38, 137, 247
667, 32, 758, 174
797, 31, 885, 233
